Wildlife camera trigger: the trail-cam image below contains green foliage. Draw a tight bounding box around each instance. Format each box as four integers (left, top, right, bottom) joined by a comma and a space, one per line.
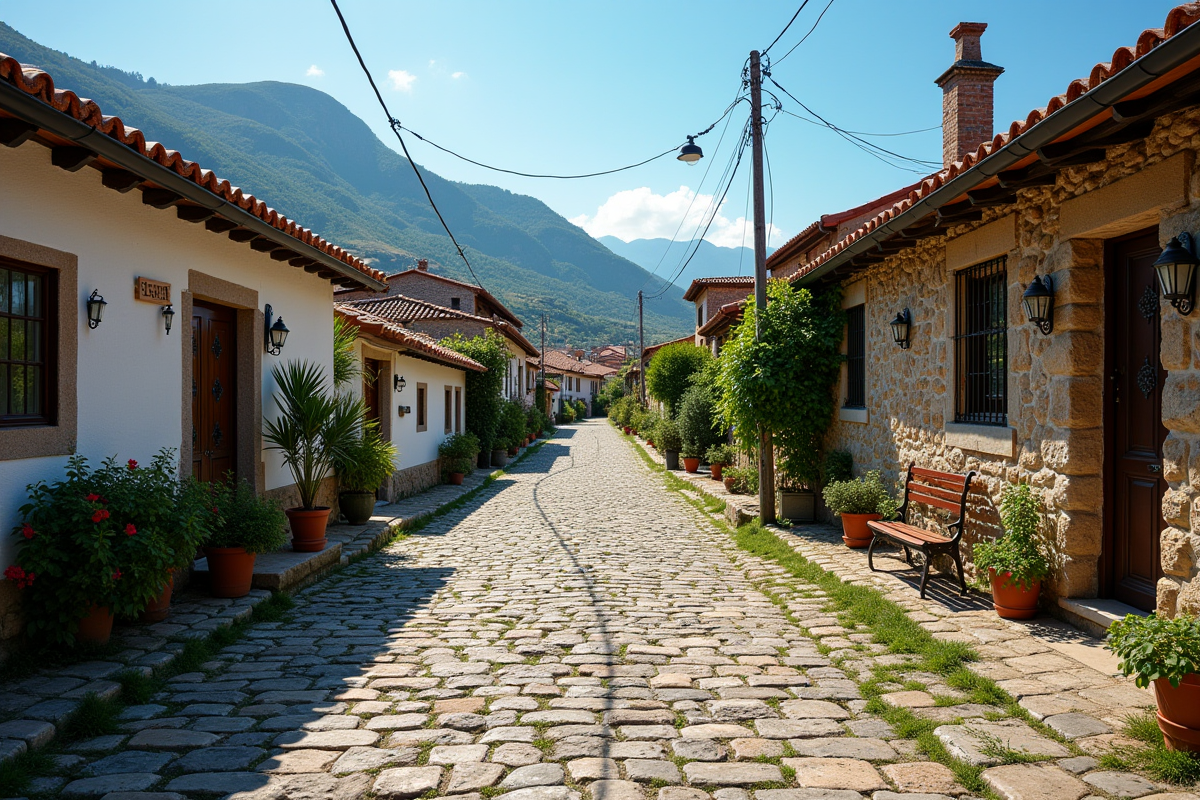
706, 443, 736, 465
1107, 612, 1200, 688
646, 342, 713, 416
525, 405, 549, 436
263, 360, 365, 510
8, 450, 215, 645
609, 395, 639, 428
574, 399, 588, 419
716, 281, 845, 488
439, 432, 481, 476
676, 382, 724, 457
442, 330, 509, 453
973, 484, 1050, 589
334, 421, 398, 492
594, 376, 625, 418
558, 402, 576, 424
822, 449, 854, 486
723, 465, 759, 495
654, 416, 683, 452
821, 470, 897, 517
498, 399, 528, 449
207, 479, 288, 554
333, 316, 360, 389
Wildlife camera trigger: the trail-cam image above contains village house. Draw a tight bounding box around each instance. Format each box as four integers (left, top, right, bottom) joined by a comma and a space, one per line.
334, 304, 484, 499
589, 344, 628, 370
683, 276, 754, 345
532, 349, 616, 417
0, 53, 389, 645
767, 8, 1200, 628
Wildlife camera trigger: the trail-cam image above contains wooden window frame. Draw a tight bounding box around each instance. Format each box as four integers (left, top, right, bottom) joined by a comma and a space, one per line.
454, 386, 462, 433
843, 304, 866, 409
444, 386, 452, 434
415, 382, 428, 432
0, 259, 58, 427
954, 256, 1008, 426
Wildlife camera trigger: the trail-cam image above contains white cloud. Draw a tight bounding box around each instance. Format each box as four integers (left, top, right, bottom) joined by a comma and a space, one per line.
570, 186, 787, 249
451, 71, 467, 80
387, 69, 417, 92
306, 65, 324, 77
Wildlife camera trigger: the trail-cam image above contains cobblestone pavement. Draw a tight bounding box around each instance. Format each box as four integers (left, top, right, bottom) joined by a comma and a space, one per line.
29, 420, 1199, 800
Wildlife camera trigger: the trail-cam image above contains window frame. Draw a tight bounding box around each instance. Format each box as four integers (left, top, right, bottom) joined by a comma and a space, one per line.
0, 258, 58, 428
444, 386, 452, 434
953, 256, 1008, 426
415, 382, 428, 432
843, 304, 866, 409
454, 386, 462, 433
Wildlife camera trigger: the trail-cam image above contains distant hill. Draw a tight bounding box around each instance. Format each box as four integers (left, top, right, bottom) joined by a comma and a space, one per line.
599, 237, 777, 291
0, 23, 694, 346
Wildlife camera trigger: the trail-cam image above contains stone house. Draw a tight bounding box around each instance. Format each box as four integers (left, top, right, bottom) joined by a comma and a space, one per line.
683, 277, 754, 343
766, 7, 1200, 627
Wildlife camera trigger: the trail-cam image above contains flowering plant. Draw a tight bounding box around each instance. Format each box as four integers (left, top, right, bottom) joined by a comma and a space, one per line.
8, 450, 216, 645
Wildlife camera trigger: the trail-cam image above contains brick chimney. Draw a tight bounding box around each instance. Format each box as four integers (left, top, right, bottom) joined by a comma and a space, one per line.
935, 22, 1004, 168
416, 259, 429, 271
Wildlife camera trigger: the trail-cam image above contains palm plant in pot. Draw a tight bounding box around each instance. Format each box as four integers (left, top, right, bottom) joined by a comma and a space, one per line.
439, 432, 480, 485
263, 361, 365, 552
706, 444, 735, 481
822, 470, 897, 548
334, 420, 398, 525
204, 479, 288, 598
1107, 612, 1200, 752
973, 483, 1049, 619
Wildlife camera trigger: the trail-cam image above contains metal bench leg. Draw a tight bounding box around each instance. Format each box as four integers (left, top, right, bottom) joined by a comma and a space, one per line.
867, 535, 879, 572
952, 547, 968, 595
918, 554, 931, 599
902, 545, 913, 566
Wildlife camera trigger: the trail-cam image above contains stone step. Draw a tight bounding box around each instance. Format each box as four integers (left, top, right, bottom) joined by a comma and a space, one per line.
1057, 597, 1148, 638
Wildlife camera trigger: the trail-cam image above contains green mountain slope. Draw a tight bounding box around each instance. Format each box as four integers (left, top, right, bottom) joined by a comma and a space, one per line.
0, 23, 692, 346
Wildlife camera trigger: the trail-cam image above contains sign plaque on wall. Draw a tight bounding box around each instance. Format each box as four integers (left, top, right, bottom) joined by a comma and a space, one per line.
134, 277, 171, 303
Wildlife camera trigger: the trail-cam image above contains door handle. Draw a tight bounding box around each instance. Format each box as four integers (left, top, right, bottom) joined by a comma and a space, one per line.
203, 450, 215, 459
1148, 464, 1162, 473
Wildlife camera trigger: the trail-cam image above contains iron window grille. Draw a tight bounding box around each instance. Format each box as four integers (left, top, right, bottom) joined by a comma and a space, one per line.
844, 304, 866, 408
954, 256, 1008, 425
1, 261, 56, 426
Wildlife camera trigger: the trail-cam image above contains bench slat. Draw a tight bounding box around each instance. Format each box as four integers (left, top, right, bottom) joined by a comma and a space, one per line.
906, 481, 964, 504
867, 521, 949, 545
911, 466, 970, 486
906, 489, 962, 514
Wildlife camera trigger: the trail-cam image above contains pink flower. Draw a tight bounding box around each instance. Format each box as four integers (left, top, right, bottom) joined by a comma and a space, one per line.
92, 509, 110, 524
20, 523, 34, 540
111, 570, 122, 581
124, 523, 137, 537
127, 459, 138, 470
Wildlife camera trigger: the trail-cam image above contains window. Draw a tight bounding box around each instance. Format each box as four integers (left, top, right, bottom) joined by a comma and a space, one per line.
844, 305, 865, 408
444, 386, 452, 434
450, 297, 460, 310
1, 262, 55, 426
697, 304, 704, 328
954, 257, 1008, 425
415, 383, 428, 432
454, 387, 462, 433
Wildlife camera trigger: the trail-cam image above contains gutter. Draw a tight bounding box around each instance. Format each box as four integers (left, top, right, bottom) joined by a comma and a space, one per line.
0, 81, 387, 292
795, 21, 1200, 286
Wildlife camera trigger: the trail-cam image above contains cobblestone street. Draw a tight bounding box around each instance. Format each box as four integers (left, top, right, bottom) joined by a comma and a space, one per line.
30, 420, 1198, 800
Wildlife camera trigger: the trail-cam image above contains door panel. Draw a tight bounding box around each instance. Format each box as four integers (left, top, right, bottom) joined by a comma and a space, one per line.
1107, 229, 1166, 611
192, 302, 238, 484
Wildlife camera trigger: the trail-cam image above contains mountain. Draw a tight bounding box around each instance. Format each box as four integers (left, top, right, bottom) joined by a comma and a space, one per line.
599, 237, 777, 291
0, 23, 693, 347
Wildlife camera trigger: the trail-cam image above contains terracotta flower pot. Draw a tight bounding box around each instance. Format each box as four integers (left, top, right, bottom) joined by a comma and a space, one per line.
77, 604, 114, 645
1155, 674, 1200, 751
988, 568, 1041, 619
840, 512, 881, 548
205, 546, 256, 598
683, 457, 701, 473
448, 472, 465, 485
139, 572, 174, 624
339, 491, 375, 525
286, 507, 331, 552
710, 463, 724, 481
723, 476, 737, 493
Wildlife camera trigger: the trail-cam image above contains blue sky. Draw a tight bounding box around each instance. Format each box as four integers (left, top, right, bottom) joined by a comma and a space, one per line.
2, 1, 1181, 252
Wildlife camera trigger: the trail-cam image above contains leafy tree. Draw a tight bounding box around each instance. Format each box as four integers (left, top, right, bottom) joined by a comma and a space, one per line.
442, 329, 509, 453
646, 342, 712, 416
715, 280, 844, 489
676, 382, 723, 456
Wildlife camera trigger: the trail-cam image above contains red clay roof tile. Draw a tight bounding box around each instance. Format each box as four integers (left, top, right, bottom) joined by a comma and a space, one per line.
334, 304, 486, 372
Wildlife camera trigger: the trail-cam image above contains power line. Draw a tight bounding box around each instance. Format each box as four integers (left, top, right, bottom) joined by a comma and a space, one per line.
762, 0, 812, 56
779, 110, 941, 138
772, 0, 838, 65
329, 0, 489, 293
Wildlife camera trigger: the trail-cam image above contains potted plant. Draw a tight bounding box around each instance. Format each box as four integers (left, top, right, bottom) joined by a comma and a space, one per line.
1107, 613, 1200, 752
973, 483, 1049, 619
139, 473, 215, 623
333, 422, 398, 525
204, 479, 288, 598
777, 453, 818, 524
822, 470, 897, 548
721, 465, 758, 496
439, 432, 480, 486
706, 444, 735, 481
681, 442, 702, 473
263, 361, 364, 552
656, 417, 683, 471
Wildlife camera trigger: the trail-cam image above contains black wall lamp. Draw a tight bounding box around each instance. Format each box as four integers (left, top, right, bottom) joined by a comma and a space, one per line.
394, 374, 406, 393
86, 290, 106, 329
1021, 275, 1055, 335
264, 303, 289, 356
1153, 233, 1198, 316
890, 308, 911, 350
162, 305, 176, 335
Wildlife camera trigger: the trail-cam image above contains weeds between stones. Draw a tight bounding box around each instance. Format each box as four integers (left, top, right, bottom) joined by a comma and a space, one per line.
1098, 709, 1200, 785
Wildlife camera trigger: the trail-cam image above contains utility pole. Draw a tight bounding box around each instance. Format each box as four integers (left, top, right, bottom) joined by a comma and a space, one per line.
750, 49, 776, 524
540, 313, 547, 416
638, 290, 646, 406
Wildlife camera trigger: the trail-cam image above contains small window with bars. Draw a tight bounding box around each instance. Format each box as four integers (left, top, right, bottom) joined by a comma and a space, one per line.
954, 256, 1008, 425
1, 262, 55, 426
844, 304, 865, 408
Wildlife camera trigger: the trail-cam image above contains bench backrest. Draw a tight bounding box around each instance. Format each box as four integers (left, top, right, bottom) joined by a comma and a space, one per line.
898, 464, 977, 542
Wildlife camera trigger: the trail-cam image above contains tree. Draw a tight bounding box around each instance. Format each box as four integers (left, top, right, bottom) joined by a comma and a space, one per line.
442, 329, 509, 454
676, 381, 724, 456
645, 342, 712, 416
715, 280, 845, 488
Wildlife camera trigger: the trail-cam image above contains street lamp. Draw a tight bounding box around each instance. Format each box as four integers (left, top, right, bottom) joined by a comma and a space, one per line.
86, 290, 106, 330
1021, 275, 1054, 335
890, 309, 912, 350
264, 304, 289, 356
1153, 234, 1198, 316
677, 136, 703, 165
162, 304, 176, 335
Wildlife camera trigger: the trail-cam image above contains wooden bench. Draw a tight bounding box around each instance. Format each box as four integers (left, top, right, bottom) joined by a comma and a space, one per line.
866, 464, 978, 598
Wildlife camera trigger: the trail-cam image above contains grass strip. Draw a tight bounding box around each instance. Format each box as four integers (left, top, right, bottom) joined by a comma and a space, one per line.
1099, 709, 1200, 784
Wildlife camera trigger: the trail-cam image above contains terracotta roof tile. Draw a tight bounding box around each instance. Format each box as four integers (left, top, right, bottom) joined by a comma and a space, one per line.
697, 300, 745, 338
532, 349, 615, 377
682, 276, 755, 301
0, 53, 385, 287
341, 294, 540, 357
337, 266, 523, 328
334, 304, 485, 372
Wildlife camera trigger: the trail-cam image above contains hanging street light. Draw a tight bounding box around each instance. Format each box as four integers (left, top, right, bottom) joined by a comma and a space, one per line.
677, 135, 703, 165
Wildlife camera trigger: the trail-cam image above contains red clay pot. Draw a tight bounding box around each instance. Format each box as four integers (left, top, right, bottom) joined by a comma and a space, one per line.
77, 604, 114, 645
710, 463, 724, 481
840, 512, 881, 548
508, 446, 518, 457
723, 476, 737, 493
139, 572, 174, 623
448, 472, 465, 486
286, 507, 331, 552
1156, 674, 1200, 751
622, 426, 631, 435
205, 546, 256, 598
683, 457, 701, 473
988, 568, 1041, 619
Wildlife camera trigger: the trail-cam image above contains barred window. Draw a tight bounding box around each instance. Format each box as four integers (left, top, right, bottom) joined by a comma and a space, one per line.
844, 304, 865, 408
954, 257, 1007, 425
1, 261, 56, 426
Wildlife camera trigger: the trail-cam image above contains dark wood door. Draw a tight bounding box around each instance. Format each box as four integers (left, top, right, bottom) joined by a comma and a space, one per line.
1106, 229, 1166, 611
363, 358, 382, 427
192, 302, 238, 483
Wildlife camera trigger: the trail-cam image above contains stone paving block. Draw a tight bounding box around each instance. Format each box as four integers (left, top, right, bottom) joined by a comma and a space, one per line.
730, 738, 785, 760
448, 761, 506, 793
126, 728, 219, 750
429, 744, 490, 764
680, 723, 755, 739
624, 758, 682, 783
934, 720, 1070, 766
0, 718, 55, 748
1082, 771, 1161, 797
502, 763, 566, 788
982, 763, 1090, 800
777, 700, 849, 720
62, 773, 162, 796
659, 788, 711, 800
880, 762, 963, 795
683, 762, 783, 786
83, 750, 175, 776
493, 742, 545, 766
755, 790, 863, 800
782, 758, 886, 792
373, 766, 444, 800
332, 745, 418, 774
257, 747, 340, 773
274, 729, 380, 750
1043, 712, 1112, 740
789, 737, 897, 760
590, 780, 645, 800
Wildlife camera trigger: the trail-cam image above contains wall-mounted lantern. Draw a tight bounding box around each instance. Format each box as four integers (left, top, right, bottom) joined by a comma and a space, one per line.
394, 374, 406, 393
86, 290, 107, 330
889, 308, 911, 350
264, 303, 289, 356
1021, 275, 1055, 335
161, 304, 176, 336
1153, 233, 1198, 316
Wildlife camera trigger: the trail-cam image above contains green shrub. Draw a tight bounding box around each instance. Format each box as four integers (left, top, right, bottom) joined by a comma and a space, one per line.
442, 330, 509, 453
1107, 613, 1200, 688
973, 483, 1050, 590
594, 376, 625, 417
706, 443, 736, 465
677, 383, 724, 456
822, 449, 854, 485
654, 417, 683, 452
334, 422, 398, 492
558, 402, 576, 425
208, 479, 288, 555
439, 432, 481, 476
526, 406, 547, 437
822, 470, 897, 517
723, 465, 759, 495
498, 399, 527, 448
646, 342, 713, 416
574, 398, 588, 419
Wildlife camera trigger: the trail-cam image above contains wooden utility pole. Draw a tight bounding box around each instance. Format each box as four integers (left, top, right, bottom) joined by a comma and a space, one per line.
638, 290, 646, 406
750, 49, 776, 524
540, 313, 547, 415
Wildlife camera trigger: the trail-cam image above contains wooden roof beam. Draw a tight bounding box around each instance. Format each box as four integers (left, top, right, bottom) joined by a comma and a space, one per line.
0, 118, 37, 148
51, 146, 97, 172
101, 168, 143, 193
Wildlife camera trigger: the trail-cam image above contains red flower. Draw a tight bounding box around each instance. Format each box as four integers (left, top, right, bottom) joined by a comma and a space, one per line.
210, 506, 219, 515
4, 565, 34, 589
91, 509, 110, 524
112, 569, 122, 581
125, 523, 137, 537
98, 495, 108, 505
20, 523, 34, 540
86, 493, 100, 502
127, 459, 138, 470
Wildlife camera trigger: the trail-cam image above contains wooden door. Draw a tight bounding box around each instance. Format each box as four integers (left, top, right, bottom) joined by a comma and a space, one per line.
363, 358, 382, 427
1106, 229, 1166, 611
192, 302, 238, 483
